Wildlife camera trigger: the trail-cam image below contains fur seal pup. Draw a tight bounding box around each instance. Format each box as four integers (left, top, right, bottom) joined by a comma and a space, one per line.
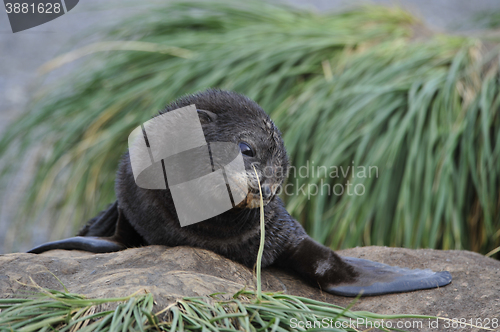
29, 89, 452, 296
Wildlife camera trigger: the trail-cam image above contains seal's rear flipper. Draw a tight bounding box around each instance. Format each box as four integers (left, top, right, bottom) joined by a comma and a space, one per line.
28, 236, 124, 254
327, 257, 452, 296
28, 201, 146, 254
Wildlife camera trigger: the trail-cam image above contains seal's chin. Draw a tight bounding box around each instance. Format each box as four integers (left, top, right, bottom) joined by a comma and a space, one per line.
235, 193, 271, 209
246, 196, 271, 209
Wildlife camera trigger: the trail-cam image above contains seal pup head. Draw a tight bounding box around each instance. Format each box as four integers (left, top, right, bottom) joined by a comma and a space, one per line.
160, 89, 289, 209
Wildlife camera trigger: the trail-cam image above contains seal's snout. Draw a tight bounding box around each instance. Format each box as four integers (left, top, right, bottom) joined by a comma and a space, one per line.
261, 183, 273, 200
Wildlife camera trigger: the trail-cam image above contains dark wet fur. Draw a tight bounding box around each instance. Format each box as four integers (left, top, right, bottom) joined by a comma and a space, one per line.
31, 89, 452, 296
80, 89, 323, 269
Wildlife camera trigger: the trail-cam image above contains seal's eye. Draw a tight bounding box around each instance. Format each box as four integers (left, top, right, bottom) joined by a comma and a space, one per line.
239, 142, 255, 157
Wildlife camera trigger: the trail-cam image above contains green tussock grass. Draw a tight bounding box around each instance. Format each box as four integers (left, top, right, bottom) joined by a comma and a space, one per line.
0, 287, 440, 332
0, 0, 499, 255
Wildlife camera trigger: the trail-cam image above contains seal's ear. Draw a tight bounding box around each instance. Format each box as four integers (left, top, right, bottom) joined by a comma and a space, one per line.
197, 109, 217, 125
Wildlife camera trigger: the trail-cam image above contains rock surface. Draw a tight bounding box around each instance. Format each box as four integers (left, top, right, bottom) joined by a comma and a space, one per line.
1, 246, 499, 331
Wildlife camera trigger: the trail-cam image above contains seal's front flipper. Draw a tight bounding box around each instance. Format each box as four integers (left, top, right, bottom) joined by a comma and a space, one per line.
277, 237, 452, 297
327, 257, 452, 296
28, 236, 124, 254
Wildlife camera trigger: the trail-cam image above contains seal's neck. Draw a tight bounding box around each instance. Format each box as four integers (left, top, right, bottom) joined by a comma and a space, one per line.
185, 206, 261, 238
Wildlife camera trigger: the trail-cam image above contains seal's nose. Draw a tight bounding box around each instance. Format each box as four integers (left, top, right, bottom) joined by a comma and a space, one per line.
261, 184, 272, 200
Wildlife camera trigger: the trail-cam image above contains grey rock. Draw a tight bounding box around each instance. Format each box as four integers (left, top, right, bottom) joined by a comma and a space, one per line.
1, 246, 498, 332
